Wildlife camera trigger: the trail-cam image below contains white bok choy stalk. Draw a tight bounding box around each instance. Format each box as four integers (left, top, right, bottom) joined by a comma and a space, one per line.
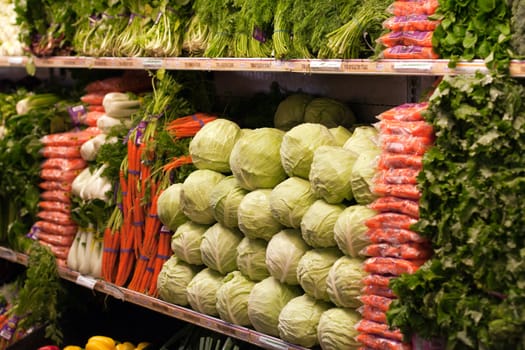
72, 165, 113, 202
67, 229, 83, 271
80, 134, 117, 161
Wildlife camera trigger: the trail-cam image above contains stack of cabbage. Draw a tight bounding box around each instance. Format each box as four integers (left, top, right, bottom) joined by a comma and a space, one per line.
156, 106, 382, 349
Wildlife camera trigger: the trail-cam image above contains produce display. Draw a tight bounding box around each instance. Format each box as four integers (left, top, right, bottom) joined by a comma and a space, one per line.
0, 0, 524, 347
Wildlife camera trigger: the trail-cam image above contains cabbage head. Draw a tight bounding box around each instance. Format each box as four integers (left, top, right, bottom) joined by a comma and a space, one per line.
189, 118, 241, 173
266, 229, 309, 285
280, 123, 337, 179
181, 169, 225, 224
303, 97, 356, 129
296, 248, 342, 302
171, 221, 209, 265
343, 125, 379, 156
334, 205, 378, 258
216, 271, 255, 326
318, 308, 361, 350
209, 176, 248, 229
329, 126, 352, 146
274, 93, 313, 131
236, 237, 270, 281
326, 256, 366, 308
300, 199, 345, 248
157, 183, 187, 232
157, 255, 200, 306
186, 268, 224, 316
277, 294, 332, 348
247, 277, 302, 336
237, 189, 283, 241
200, 223, 243, 274
229, 128, 287, 190
309, 145, 358, 204
351, 148, 381, 205
269, 177, 317, 229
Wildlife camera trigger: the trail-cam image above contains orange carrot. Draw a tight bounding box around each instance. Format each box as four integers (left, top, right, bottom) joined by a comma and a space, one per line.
148, 226, 172, 296
162, 155, 193, 172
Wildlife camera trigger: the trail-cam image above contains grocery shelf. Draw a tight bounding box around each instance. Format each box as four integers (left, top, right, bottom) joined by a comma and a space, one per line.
0, 246, 308, 350
2, 55, 525, 76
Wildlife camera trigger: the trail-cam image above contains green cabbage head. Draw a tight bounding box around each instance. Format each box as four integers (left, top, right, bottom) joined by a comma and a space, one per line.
266, 229, 309, 285
318, 308, 362, 350
329, 126, 352, 146
209, 176, 248, 229
303, 97, 356, 129
216, 271, 256, 326
171, 221, 209, 265
189, 118, 242, 173
237, 189, 283, 241
157, 255, 200, 306
236, 237, 270, 281
278, 294, 332, 347
269, 177, 317, 229
229, 127, 287, 190
157, 183, 187, 232
181, 169, 225, 224
274, 93, 313, 131
200, 223, 243, 274
350, 148, 381, 205
309, 145, 358, 204
300, 199, 345, 248
296, 248, 342, 302
280, 123, 337, 179
343, 125, 379, 156
334, 205, 377, 258
248, 277, 302, 336
326, 256, 366, 308
186, 268, 224, 316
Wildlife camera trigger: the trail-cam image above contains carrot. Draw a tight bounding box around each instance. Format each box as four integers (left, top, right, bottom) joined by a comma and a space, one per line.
165, 113, 217, 138
163, 155, 193, 172
40, 146, 82, 159
390, 0, 439, 16
383, 15, 440, 32
356, 319, 405, 342
372, 183, 421, 200
356, 333, 411, 350
382, 45, 439, 59
114, 218, 135, 286
360, 295, 395, 313
368, 196, 420, 218
38, 201, 71, 214
138, 252, 157, 294
148, 226, 172, 296
128, 254, 150, 291
361, 305, 388, 324
362, 274, 394, 288
361, 242, 432, 260
37, 211, 76, 225
377, 153, 423, 170
39, 181, 73, 192
366, 228, 428, 244
377, 103, 428, 121
361, 284, 397, 299
364, 257, 425, 276
87, 105, 105, 112
80, 93, 105, 105
365, 213, 418, 230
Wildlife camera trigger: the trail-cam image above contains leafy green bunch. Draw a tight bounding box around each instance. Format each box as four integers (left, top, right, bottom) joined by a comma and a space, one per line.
388, 72, 525, 350
432, 0, 515, 73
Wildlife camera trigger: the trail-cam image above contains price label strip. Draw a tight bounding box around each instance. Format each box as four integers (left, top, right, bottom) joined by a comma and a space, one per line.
309, 59, 343, 72
257, 335, 291, 350
76, 275, 97, 290
393, 61, 434, 73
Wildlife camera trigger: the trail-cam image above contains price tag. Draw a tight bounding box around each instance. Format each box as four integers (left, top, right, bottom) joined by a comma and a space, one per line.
214, 61, 235, 69
309, 60, 342, 71
249, 62, 272, 70
393, 62, 433, 72
453, 64, 488, 74
142, 58, 163, 69
257, 335, 290, 350
0, 247, 16, 262
76, 275, 97, 290
7, 57, 24, 65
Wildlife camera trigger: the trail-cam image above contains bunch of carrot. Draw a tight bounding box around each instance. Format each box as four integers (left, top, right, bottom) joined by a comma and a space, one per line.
356, 103, 435, 350
101, 72, 216, 295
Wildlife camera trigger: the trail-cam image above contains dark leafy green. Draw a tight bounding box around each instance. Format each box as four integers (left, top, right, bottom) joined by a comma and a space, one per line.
388, 72, 525, 350
509, 0, 525, 57
432, 0, 515, 73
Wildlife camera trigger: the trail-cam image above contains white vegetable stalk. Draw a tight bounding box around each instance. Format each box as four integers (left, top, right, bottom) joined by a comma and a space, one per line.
72, 165, 113, 202
80, 134, 117, 161
67, 229, 83, 271
102, 92, 141, 118
97, 114, 133, 134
